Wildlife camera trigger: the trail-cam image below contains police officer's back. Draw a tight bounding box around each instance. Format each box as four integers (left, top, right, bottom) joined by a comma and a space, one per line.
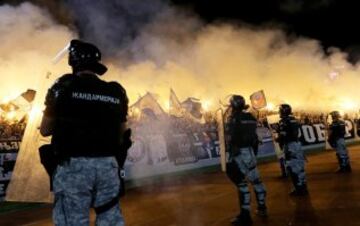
277, 104, 308, 196
226, 107, 258, 155
40, 40, 128, 226
328, 112, 346, 147
328, 111, 352, 173
225, 95, 267, 226
277, 108, 300, 149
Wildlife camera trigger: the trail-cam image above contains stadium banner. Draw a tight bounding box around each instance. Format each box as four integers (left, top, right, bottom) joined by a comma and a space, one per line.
0, 139, 21, 200
1, 118, 359, 200
267, 119, 357, 149
124, 122, 276, 179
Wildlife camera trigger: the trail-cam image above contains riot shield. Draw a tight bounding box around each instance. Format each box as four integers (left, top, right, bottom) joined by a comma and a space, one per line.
216, 108, 227, 172
266, 114, 283, 159
6, 72, 53, 203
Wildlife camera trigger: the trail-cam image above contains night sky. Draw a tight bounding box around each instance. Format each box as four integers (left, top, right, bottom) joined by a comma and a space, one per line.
2, 0, 360, 61
172, 0, 360, 58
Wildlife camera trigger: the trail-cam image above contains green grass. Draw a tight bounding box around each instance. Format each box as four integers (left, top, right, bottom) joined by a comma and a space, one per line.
0, 202, 46, 215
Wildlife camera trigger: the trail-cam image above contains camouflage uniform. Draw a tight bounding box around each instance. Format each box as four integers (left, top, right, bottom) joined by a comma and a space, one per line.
42, 40, 129, 226
329, 119, 351, 172
278, 115, 308, 195
229, 147, 267, 211
225, 108, 267, 224
284, 142, 306, 189
53, 157, 125, 226
44, 74, 128, 225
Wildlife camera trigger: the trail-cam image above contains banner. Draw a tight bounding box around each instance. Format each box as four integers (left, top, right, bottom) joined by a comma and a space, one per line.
124, 118, 222, 179
0, 121, 26, 200
267, 118, 356, 147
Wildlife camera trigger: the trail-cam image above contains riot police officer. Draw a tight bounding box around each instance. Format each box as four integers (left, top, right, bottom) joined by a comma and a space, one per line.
225, 95, 267, 226
328, 111, 352, 173
277, 104, 308, 196
40, 40, 129, 226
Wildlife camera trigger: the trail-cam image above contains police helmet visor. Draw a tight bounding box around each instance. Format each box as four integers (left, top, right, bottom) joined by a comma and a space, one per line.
69, 40, 108, 75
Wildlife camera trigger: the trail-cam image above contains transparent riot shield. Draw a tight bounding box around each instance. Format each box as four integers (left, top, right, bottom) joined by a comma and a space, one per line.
6, 72, 54, 203
216, 108, 227, 172
266, 114, 283, 160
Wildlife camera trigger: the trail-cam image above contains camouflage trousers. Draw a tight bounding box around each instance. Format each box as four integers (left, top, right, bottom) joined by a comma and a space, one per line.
334, 138, 350, 168
231, 147, 267, 211
284, 142, 307, 187
53, 157, 125, 226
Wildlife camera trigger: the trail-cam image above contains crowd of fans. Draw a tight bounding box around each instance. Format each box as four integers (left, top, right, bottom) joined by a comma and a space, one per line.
0, 114, 27, 141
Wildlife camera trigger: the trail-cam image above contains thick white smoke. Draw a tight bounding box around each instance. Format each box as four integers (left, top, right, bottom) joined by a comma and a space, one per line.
0, 2, 74, 102
115, 23, 360, 113
1, 1, 360, 113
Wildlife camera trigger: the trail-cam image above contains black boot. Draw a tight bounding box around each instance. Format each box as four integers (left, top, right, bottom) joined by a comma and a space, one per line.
345, 164, 352, 172
289, 185, 309, 196
336, 154, 352, 173
254, 189, 267, 217
288, 169, 308, 196
231, 209, 253, 226
256, 204, 268, 217
279, 158, 288, 178
335, 154, 344, 173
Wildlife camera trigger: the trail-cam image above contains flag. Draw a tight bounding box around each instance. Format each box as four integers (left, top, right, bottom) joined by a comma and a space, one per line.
130, 92, 165, 117
169, 88, 184, 117
10, 89, 36, 110
250, 90, 267, 110
0, 89, 37, 121
181, 97, 203, 120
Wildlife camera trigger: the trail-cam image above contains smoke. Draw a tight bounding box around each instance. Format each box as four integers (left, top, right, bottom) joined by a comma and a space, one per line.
0, 2, 74, 102
1, 1, 360, 113
64, 0, 171, 63
115, 23, 360, 112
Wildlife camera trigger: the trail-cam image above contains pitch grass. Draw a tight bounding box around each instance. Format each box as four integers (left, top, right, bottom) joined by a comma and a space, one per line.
0, 202, 47, 215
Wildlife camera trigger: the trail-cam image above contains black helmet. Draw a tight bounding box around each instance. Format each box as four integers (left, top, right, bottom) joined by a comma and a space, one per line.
329, 111, 341, 120
230, 95, 248, 110
279, 104, 292, 118
68, 39, 107, 75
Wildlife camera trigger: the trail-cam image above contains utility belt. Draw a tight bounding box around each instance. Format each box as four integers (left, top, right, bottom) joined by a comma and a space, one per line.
328, 137, 343, 148
64, 152, 117, 158
39, 144, 126, 186
229, 144, 254, 156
